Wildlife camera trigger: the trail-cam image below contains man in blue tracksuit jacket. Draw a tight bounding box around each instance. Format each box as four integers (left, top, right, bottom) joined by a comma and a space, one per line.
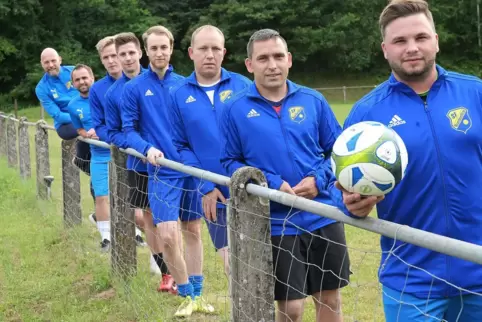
88, 35, 146, 246
90, 36, 122, 144
35, 47, 91, 175
220, 29, 350, 322
67, 64, 112, 252
102, 32, 169, 275
122, 25, 214, 317
339, 1, 482, 321
169, 25, 251, 278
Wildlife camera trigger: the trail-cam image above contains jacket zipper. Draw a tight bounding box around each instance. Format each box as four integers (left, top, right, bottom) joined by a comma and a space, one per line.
423, 98, 450, 296
277, 104, 298, 190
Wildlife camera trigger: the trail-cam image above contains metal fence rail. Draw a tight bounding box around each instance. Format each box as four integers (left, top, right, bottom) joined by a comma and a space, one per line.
1, 112, 482, 321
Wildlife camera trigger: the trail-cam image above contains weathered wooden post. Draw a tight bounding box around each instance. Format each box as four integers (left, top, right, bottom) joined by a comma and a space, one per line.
61, 139, 82, 227
0, 113, 6, 157
6, 115, 18, 168
18, 117, 31, 179
228, 166, 275, 322
109, 146, 136, 278
35, 121, 51, 200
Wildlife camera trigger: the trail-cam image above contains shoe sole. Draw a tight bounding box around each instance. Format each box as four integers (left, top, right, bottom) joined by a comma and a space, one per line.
88, 214, 96, 226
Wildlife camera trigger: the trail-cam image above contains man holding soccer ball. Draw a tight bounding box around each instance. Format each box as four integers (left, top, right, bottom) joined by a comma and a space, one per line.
339, 0, 482, 321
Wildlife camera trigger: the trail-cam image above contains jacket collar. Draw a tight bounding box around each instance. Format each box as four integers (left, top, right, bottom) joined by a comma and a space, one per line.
148, 64, 175, 81
121, 66, 147, 81
45, 65, 69, 81
186, 67, 231, 86
388, 64, 447, 94
246, 79, 300, 100
106, 72, 117, 82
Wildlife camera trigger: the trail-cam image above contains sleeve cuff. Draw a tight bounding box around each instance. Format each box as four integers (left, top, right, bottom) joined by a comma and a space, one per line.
315, 171, 329, 193
199, 181, 216, 196
142, 143, 153, 156
327, 183, 361, 219
266, 173, 283, 190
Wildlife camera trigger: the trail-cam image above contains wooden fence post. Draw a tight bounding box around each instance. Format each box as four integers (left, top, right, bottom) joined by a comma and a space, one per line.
61, 139, 82, 227
109, 146, 136, 278
228, 166, 275, 322
35, 121, 51, 200
0, 113, 6, 157
6, 115, 18, 168
18, 117, 31, 180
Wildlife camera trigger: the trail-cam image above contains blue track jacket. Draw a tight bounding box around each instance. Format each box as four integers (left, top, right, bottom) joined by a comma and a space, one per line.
344, 65, 482, 298
105, 69, 147, 172
121, 65, 185, 178
90, 73, 117, 143
220, 80, 347, 236
35, 66, 79, 129
67, 96, 110, 161
169, 68, 251, 203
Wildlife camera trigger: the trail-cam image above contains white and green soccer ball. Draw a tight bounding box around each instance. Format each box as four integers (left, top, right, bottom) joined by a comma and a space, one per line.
331, 121, 408, 196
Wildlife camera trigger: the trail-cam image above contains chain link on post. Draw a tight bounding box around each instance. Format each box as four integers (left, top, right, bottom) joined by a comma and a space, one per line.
18, 117, 31, 180
35, 121, 50, 200
0, 113, 6, 157
6, 115, 18, 168
109, 146, 136, 279
228, 166, 275, 322
61, 139, 82, 227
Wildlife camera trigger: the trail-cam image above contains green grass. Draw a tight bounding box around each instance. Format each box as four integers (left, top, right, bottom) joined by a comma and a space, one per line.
0, 105, 384, 321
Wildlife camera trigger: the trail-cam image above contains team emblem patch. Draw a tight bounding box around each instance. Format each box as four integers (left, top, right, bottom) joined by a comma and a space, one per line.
66, 81, 72, 89
76, 108, 83, 120
219, 90, 233, 103
446, 107, 471, 134
288, 106, 306, 124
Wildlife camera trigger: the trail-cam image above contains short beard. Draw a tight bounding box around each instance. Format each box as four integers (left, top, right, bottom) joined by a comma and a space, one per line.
390, 58, 435, 83
48, 69, 59, 76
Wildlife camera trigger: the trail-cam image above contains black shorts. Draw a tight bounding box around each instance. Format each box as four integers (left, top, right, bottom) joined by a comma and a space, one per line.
271, 222, 351, 301
127, 170, 149, 209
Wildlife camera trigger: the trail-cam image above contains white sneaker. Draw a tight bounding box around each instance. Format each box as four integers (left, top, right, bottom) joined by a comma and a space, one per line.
150, 255, 162, 275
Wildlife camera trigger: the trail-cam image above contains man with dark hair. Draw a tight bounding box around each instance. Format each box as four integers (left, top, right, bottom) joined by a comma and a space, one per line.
67, 64, 111, 252
221, 28, 350, 322
340, 0, 482, 320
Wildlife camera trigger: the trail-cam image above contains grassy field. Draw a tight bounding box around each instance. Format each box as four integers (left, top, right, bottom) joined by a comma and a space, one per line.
0, 105, 384, 321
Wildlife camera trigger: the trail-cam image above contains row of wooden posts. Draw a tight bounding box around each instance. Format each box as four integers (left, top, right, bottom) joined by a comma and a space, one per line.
0, 112, 276, 321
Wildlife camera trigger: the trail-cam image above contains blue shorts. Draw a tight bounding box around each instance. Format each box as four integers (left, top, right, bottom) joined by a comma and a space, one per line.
148, 176, 203, 225
205, 207, 228, 251
383, 285, 482, 322
90, 161, 109, 197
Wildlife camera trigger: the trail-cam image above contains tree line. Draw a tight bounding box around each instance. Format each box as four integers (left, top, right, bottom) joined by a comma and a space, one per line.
1, 0, 480, 107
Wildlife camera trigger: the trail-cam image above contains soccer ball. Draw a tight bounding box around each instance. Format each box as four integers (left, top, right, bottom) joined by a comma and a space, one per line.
331, 121, 408, 196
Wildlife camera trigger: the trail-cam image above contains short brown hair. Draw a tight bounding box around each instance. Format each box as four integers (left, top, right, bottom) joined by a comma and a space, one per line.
71, 64, 94, 81
142, 26, 174, 48
95, 36, 115, 55
379, 0, 435, 38
114, 32, 141, 51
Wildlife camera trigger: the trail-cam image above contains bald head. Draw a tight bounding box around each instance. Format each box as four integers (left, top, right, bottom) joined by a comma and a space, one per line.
40, 48, 59, 60
190, 25, 225, 46
40, 48, 62, 77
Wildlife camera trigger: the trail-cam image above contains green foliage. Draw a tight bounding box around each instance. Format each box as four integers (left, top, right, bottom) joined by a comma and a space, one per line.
0, 0, 480, 103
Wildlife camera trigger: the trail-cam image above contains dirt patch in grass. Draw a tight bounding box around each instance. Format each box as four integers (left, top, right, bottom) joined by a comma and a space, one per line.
93, 288, 116, 300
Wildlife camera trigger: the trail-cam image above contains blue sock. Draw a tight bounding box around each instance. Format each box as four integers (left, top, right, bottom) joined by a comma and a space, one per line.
189, 275, 204, 297
177, 282, 194, 299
